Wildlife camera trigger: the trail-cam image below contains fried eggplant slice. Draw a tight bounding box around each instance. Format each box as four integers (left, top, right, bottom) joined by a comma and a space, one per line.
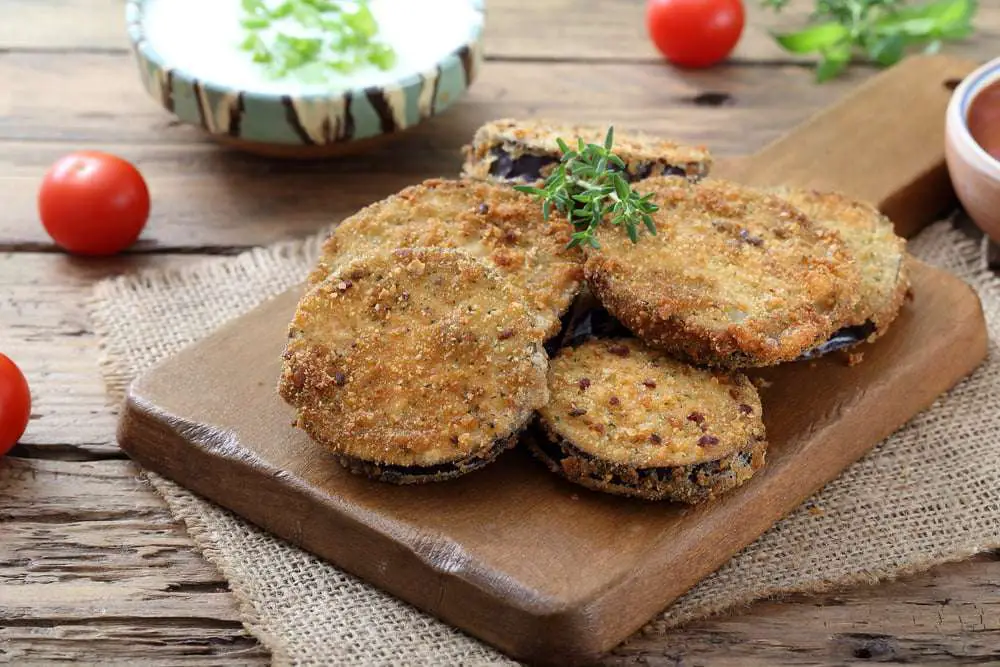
583, 177, 863, 368
777, 188, 909, 357
279, 248, 549, 483
533, 338, 767, 503
309, 178, 584, 339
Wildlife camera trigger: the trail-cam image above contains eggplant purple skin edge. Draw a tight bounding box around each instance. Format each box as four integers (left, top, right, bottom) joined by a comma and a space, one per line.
548, 304, 876, 363
487, 147, 688, 182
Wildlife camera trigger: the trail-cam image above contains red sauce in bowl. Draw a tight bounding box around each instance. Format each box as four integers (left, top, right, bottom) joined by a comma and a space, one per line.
968, 79, 1000, 161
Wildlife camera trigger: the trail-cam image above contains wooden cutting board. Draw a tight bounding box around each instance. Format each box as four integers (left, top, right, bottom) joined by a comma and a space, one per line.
117, 55, 989, 666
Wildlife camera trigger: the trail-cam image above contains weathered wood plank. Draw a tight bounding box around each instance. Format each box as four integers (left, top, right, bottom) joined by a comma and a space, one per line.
0, 54, 857, 251
0, 253, 200, 453
0, 624, 268, 666
2, 0, 996, 66
1, 458, 169, 521
3, 583, 244, 624
0, 53, 852, 145
3, 582, 245, 625
1, 519, 225, 587
610, 554, 1000, 665
0, 457, 268, 663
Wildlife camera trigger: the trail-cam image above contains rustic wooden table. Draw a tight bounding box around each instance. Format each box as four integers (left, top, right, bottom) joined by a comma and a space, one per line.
2, 1, 999, 664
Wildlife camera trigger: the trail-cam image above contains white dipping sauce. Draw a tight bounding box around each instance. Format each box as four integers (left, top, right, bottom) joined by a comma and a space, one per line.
143, 0, 480, 94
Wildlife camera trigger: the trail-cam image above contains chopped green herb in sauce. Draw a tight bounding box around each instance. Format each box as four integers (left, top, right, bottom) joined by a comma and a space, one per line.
239, 0, 397, 82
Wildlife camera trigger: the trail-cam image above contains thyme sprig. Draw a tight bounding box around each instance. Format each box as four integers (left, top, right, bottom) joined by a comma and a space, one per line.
514, 127, 659, 249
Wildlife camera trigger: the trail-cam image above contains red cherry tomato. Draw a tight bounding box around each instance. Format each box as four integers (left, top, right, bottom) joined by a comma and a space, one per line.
0, 354, 31, 456
646, 0, 745, 69
38, 151, 150, 256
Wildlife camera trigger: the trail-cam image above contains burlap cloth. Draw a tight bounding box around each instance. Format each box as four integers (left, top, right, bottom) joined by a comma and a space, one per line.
88, 219, 1000, 665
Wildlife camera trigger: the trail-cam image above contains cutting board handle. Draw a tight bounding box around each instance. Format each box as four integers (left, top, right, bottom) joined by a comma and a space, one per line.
715, 55, 979, 237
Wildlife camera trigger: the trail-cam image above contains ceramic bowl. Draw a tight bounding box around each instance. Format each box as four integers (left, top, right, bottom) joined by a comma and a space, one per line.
945, 56, 1000, 241
125, 0, 484, 158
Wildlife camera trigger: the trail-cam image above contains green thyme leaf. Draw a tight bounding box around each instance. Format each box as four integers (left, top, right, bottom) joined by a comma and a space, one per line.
343, 3, 378, 37
270, 1, 294, 19
292, 3, 324, 28
613, 175, 630, 201
643, 214, 656, 235
368, 42, 397, 69
515, 127, 661, 249
241, 32, 263, 51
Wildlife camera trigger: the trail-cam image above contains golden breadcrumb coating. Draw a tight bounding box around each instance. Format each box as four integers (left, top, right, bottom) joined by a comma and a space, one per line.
309, 178, 584, 339
583, 177, 863, 367
540, 338, 764, 467
534, 338, 766, 502
776, 188, 909, 341
279, 248, 549, 475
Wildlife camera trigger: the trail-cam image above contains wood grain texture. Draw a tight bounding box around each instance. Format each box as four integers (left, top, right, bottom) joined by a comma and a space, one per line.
117, 258, 988, 665
2, 0, 998, 66
0, 253, 198, 453
0, 457, 267, 664
0, 52, 964, 251
0, 625, 268, 667
0, 54, 858, 144
0, 0, 124, 51
0, 54, 863, 251
608, 553, 1000, 666
481, 0, 1000, 64
717, 55, 978, 237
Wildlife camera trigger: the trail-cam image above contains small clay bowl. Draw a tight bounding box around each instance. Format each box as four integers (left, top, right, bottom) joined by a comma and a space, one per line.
945, 56, 1000, 242
125, 0, 484, 158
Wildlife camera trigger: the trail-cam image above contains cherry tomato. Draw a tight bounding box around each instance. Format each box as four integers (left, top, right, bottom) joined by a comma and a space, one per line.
38, 151, 150, 256
646, 0, 745, 69
0, 354, 31, 456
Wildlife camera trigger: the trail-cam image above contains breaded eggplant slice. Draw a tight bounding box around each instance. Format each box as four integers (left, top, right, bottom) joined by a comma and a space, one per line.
583, 177, 863, 368
777, 188, 910, 357
460, 118, 712, 184
308, 179, 584, 339
279, 248, 549, 484
533, 338, 767, 503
